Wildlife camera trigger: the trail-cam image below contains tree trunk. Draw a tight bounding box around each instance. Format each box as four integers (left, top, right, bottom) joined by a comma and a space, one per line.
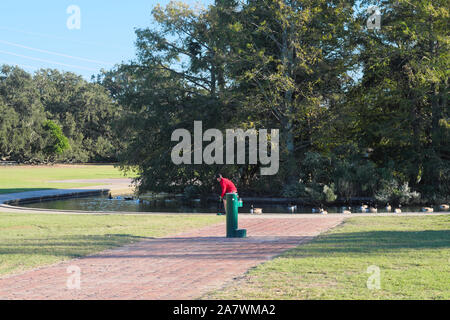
281, 25, 296, 183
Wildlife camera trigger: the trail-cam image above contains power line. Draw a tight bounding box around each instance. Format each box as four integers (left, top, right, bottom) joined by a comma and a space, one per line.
0, 40, 114, 66
0, 26, 123, 50
0, 49, 98, 72
0, 60, 38, 71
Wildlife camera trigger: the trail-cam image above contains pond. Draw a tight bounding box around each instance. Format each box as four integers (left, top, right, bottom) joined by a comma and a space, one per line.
18, 194, 438, 214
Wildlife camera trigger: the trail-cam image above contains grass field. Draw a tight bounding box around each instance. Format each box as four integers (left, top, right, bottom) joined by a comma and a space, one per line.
0, 165, 222, 277
0, 164, 131, 194
1, 165, 448, 298
0, 213, 222, 276
205, 215, 450, 300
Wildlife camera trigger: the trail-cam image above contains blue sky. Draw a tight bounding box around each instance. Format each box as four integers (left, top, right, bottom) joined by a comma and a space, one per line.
0, 1, 211, 79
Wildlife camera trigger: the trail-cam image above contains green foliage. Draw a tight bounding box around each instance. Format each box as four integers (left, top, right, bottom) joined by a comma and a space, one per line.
97, 1, 240, 195
0, 65, 47, 163
42, 120, 70, 160
107, 0, 447, 203
183, 185, 201, 199
323, 184, 338, 203
332, 154, 379, 200
282, 181, 337, 205
282, 182, 306, 198
353, 0, 449, 200
0, 66, 121, 163
375, 180, 421, 206
35, 69, 122, 162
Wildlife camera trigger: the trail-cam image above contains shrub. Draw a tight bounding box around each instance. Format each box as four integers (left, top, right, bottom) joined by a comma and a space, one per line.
323, 184, 337, 203
332, 157, 379, 199
375, 180, 420, 205
282, 181, 306, 198
182, 185, 201, 199
282, 181, 337, 204
42, 120, 70, 161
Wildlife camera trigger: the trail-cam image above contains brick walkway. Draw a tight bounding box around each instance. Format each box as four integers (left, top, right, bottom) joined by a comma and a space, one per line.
0, 216, 343, 300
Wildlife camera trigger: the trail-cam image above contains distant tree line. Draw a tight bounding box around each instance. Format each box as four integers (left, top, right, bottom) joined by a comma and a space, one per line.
0, 66, 122, 163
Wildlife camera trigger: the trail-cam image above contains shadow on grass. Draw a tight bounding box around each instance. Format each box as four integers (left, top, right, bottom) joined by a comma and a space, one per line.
0, 234, 151, 258
283, 230, 450, 257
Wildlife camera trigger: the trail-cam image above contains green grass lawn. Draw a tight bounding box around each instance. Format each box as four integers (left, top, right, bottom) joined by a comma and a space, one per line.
205, 215, 450, 300
0, 213, 222, 276
0, 164, 132, 194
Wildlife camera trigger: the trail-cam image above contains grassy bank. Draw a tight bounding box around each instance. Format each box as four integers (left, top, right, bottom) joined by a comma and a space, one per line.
205, 215, 450, 300
0, 213, 222, 276
0, 164, 131, 194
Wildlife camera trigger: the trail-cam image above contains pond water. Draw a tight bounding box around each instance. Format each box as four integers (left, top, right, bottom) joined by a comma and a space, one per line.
19, 194, 439, 214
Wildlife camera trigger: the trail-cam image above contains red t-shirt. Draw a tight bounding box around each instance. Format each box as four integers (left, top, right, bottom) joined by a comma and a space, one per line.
219, 178, 237, 198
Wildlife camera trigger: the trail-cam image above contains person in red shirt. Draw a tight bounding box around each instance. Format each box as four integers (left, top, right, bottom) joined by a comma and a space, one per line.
216, 173, 237, 215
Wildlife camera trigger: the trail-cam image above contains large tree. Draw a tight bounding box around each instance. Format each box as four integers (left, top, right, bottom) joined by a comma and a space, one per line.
0, 66, 121, 163
354, 0, 449, 197
109, 0, 448, 201
102, 1, 244, 194
225, 0, 357, 182
0, 65, 47, 162
35, 69, 122, 162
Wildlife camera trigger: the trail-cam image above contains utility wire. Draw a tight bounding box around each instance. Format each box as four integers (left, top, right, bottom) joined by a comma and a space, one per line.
0, 26, 123, 50
0, 49, 98, 72
0, 40, 114, 65
0, 60, 38, 71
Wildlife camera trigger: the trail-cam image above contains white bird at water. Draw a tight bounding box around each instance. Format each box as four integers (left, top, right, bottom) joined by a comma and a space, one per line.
343, 208, 352, 214
359, 204, 369, 213
253, 208, 263, 214
314, 205, 327, 215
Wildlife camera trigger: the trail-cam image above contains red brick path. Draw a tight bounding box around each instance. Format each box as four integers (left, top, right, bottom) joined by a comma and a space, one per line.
0, 216, 343, 300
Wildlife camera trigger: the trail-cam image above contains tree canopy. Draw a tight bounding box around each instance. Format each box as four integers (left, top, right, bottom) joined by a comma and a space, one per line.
104, 0, 447, 203
0, 66, 121, 163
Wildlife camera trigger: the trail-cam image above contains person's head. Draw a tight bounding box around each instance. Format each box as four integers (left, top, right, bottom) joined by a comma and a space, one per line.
216, 173, 222, 182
